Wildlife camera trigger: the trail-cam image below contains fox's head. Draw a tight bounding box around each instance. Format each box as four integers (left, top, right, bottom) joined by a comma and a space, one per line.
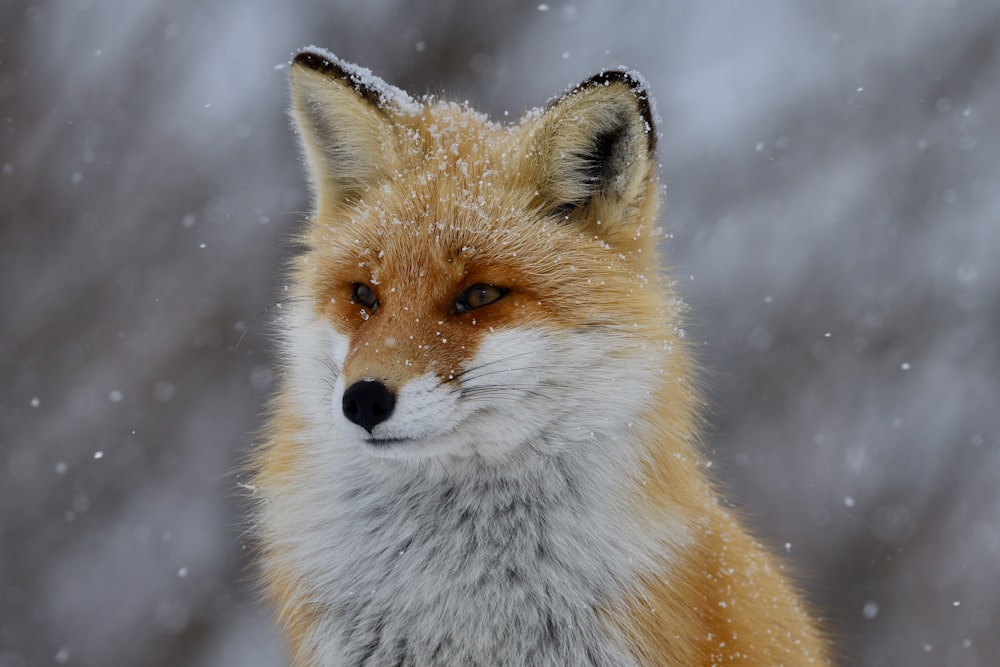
282, 49, 687, 463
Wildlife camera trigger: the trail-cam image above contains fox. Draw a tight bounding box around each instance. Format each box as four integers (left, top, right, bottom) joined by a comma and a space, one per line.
250, 46, 831, 666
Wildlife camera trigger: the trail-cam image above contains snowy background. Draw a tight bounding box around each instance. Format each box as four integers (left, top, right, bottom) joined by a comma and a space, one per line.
2, 0, 998, 665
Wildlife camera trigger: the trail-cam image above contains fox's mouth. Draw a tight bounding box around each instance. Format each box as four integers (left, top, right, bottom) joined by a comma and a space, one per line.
364, 437, 412, 447
361, 436, 431, 457
361, 422, 469, 458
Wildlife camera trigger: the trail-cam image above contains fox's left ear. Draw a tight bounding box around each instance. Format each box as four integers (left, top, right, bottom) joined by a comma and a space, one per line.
529, 70, 657, 234
288, 49, 409, 208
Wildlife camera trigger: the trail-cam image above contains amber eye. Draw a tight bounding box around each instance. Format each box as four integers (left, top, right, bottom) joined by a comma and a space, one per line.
351, 283, 379, 311
455, 284, 509, 313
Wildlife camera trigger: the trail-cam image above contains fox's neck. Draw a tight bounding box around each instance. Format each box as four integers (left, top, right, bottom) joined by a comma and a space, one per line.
289, 434, 679, 665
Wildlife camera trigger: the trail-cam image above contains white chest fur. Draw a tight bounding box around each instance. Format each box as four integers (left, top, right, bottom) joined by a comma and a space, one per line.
267, 443, 678, 666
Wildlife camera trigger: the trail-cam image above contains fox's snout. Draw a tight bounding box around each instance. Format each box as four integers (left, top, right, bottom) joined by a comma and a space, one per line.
341, 380, 396, 433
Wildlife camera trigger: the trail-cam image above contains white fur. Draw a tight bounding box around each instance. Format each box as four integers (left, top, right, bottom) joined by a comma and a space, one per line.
262, 300, 689, 665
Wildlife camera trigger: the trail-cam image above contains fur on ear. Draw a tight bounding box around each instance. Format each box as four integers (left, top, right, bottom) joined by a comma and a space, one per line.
529, 69, 658, 228
288, 49, 417, 206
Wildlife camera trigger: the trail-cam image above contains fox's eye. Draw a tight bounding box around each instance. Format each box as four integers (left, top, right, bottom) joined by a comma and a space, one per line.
351, 283, 379, 311
455, 284, 509, 313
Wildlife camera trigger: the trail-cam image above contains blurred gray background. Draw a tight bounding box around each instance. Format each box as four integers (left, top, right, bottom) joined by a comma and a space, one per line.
2, 0, 998, 665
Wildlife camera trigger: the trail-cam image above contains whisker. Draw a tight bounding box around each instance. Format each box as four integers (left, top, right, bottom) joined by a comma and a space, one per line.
319, 356, 342, 378
456, 363, 608, 386
456, 385, 563, 403
435, 457, 455, 483
451, 349, 541, 380
233, 295, 310, 352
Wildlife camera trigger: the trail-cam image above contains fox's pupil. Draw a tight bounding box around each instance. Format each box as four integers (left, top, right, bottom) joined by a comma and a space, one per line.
352, 283, 377, 310
456, 284, 507, 313
471, 288, 490, 306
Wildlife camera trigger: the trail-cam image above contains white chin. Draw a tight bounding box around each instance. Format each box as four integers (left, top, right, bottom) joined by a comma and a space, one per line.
357, 429, 484, 461
360, 436, 431, 458
359, 413, 543, 462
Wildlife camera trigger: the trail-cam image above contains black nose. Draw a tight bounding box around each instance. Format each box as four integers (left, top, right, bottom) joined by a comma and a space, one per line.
342, 380, 396, 433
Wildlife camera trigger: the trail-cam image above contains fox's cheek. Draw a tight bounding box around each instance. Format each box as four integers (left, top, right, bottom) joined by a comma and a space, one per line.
329, 329, 351, 368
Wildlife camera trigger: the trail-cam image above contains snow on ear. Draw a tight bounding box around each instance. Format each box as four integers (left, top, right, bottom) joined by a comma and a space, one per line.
531, 70, 657, 230
289, 49, 415, 206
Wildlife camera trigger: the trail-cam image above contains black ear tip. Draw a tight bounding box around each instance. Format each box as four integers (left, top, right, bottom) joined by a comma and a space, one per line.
290, 48, 400, 112
292, 49, 322, 69
574, 69, 657, 154
292, 48, 350, 79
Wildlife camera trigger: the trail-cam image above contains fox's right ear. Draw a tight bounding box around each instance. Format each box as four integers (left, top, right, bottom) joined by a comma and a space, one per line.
528, 70, 657, 236
289, 50, 409, 206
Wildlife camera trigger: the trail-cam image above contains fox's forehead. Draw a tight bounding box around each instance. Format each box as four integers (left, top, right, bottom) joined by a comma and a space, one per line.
311, 107, 545, 280
327, 187, 537, 294
397, 103, 514, 165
